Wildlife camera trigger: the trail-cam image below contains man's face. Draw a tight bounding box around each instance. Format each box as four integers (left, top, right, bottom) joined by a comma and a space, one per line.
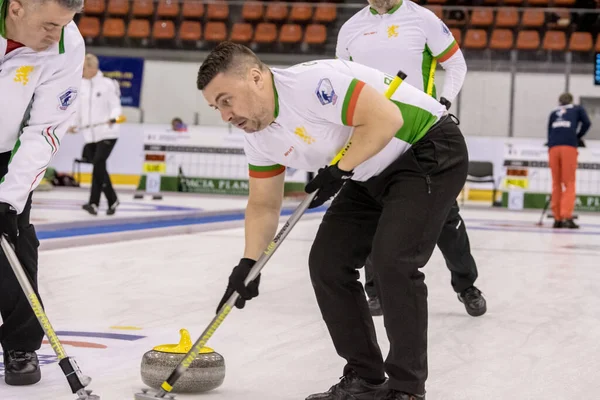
202, 69, 272, 134
8, 0, 76, 51
82, 63, 97, 79
368, 0, 398, 11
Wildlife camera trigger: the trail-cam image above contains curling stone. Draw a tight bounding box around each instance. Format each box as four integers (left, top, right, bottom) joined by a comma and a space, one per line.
140, 329, 225, 393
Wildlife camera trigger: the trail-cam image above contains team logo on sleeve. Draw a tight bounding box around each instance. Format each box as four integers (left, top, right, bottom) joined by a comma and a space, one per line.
57, 87, 78, 110
441, 21, 451, 36
316, 78, 338, 106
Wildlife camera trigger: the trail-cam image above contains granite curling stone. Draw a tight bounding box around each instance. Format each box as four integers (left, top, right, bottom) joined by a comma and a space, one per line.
140, 328, 225, 393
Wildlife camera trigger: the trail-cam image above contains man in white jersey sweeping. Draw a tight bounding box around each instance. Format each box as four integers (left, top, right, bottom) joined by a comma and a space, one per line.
337, 0, 486, 317
0, 0, 85, 386
199, 41, 469, 400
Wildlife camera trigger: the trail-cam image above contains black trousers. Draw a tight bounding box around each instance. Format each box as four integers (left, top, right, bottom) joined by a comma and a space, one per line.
364, 199, 478, 298
88, 139, 118, 206
0, 152, 44, 352
308, 117, 469, 395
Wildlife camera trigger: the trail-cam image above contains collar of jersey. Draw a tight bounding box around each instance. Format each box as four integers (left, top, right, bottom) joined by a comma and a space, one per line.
0, 0, 65, 54
271, 70, 280, 119
369, 0, 403, 16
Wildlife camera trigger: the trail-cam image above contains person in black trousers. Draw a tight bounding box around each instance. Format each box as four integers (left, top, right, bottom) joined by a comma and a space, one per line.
0, 4, 85, 386
364, 200, 486, 317
83, 139, 119, 215
0, 153, 44, 386
70, 53, 122, 216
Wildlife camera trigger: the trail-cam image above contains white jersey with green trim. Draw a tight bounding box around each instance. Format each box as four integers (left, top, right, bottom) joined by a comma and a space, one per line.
336, 0, 458, 98
244, 59, 446, 182
0, 15, 85, 213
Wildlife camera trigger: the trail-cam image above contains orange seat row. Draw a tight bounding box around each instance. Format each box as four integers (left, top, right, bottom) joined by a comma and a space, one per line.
82, 0, 336, 23
427, 6, 571, 29
450, 28, 596, 51
77, 17, 327, 44
426, 0, 575, 5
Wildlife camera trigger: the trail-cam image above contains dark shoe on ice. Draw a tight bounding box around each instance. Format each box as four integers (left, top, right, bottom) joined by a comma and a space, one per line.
306, 370, 387, 399
4, 350, 41, 386
458, 286, 487, 317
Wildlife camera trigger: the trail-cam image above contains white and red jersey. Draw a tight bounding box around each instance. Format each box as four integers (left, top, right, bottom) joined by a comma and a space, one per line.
0, 8, 85, 213
336, 0, 459, 98
243, 59, 446, 181
76, 70, 122, 144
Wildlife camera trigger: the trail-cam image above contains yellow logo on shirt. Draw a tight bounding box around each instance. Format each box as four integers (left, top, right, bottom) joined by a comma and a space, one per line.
294, 126, 315, 144
387, 25, 399, 38
14, 66, 34, 86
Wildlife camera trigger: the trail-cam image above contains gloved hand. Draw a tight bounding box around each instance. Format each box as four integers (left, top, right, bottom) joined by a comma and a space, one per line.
578, 138, 586, 148
0, 202, 18, 245
216, 258, 260, 313
440, 97, 451, 110
305, 163, 353, 209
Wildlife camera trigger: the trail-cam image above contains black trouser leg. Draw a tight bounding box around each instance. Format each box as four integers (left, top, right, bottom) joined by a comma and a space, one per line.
365, 187, 477, 300
310, 118, 469, 395
309, 182, 385, 383
89, 139, 117, 206
436, 201, 478, 293
0, 152, 43, 352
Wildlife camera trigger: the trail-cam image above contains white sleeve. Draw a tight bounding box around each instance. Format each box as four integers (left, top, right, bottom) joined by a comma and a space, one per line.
0, 40, 85, 213
108, 79, 122, 120
439, 49, 467, 102
421, 7, 459, 62
244, 137, 285, 179
300, 66, 365, 127
335, 23, 351, 61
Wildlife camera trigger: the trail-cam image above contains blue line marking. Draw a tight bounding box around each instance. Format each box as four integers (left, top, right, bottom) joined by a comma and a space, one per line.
54, 331, 146, 341
37, 206, 328, 240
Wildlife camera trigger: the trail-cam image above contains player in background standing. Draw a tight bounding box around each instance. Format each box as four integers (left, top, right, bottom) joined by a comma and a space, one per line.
336, 0, 486, 317
547, 92, 591, 229
0, 0, 85, 386
69, 53, 121, 216
200, 41, 470, 400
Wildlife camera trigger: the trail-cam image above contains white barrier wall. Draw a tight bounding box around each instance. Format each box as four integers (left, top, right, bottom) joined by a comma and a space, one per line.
51, 123, 600, 185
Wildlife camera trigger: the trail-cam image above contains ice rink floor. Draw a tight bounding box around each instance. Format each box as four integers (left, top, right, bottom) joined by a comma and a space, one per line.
1, 187, 600, 400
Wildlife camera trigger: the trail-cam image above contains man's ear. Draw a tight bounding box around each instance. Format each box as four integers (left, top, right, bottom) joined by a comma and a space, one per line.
9, 0, 25, 18
250, 67, 264, 90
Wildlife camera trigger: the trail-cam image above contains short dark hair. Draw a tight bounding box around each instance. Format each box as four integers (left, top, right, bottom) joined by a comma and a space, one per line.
197, 41, 265, 90
559, 93, 573, 106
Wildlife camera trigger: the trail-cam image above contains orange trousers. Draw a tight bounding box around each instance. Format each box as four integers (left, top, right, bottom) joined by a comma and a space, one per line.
548, 145, 578, 220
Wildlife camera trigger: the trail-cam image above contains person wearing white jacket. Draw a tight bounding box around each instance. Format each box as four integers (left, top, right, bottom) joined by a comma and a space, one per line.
70, 53, 122, 215
0, 0, 85, 386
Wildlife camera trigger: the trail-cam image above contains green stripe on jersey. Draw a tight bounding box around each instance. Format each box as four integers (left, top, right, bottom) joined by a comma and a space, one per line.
437, 40, 457, 60
341, 79, 360, 125
249, 164, 283, 172
421, 45, 437, 99
59, 28, 65, 54
392, 100, 438, 144
0, 0, 6, 38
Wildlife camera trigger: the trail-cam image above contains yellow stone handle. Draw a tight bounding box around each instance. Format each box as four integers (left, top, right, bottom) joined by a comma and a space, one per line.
153, 329, 214, 354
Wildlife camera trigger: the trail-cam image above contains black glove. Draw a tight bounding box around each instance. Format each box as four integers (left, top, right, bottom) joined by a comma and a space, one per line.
0, 202, 18, 245
578, 138, 586, 148
305, 163, 353, 209
216, 258, 260, 313
440, 97, 451, 110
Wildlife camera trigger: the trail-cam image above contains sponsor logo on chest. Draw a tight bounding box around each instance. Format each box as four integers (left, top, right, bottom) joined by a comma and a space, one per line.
294, 126, 315, 144
14, 65, 34, 86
